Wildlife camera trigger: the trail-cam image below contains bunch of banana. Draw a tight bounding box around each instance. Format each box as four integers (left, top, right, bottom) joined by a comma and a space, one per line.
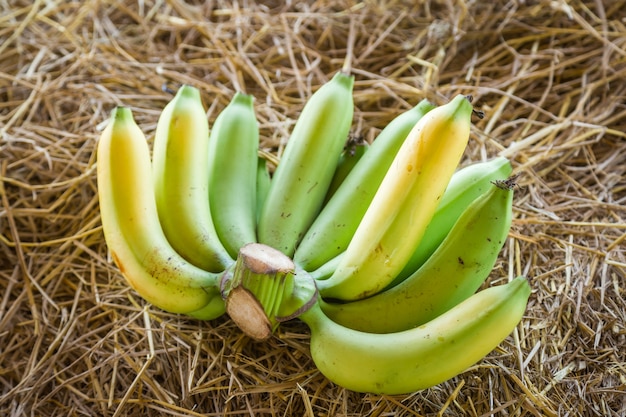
96, 70, 530, 395
97, 105, 227, 320
320, 178, 515, 333
315, 94, 475, 301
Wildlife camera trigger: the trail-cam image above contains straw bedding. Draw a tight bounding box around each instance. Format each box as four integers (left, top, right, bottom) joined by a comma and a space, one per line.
1, 0, 625, 415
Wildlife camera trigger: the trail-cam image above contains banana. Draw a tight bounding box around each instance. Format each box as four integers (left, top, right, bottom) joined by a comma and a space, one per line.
97, 107, 226, 317
152, 85, 233, 272
389, 156, 513, 287
300, 276, 530, 394
317, 95, 474, 301
257, 71, 355, 257
294, 99, 436, 271
185, 286, 229, 320
256, 156, 272, 224
308, 252, 342, 281
206, 92, 259, 257
320, 180, 515, 333
324, 135, 369, 203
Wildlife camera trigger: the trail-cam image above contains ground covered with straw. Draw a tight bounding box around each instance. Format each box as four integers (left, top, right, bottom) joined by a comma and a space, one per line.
1, 0, 625, 416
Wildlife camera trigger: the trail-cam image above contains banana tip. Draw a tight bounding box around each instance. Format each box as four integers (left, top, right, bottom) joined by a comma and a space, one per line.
463, 95, 485, 119
492, 173, 521, 190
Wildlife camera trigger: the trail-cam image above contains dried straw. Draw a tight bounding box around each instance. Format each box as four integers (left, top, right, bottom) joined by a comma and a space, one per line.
1, 0, 625, 416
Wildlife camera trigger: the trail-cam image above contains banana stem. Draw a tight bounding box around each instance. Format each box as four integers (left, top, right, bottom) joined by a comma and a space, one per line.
221, 243, 318, 340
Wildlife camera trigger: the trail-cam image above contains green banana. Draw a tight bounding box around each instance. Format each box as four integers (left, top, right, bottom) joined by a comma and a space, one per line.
294, 99, 436, 271
308, 252, 342, 281
152, 85, 233, 272
97, 107, 225, 318
186, 290, 231, 320
257, 71, 355, 257
324, 136, 369, 203
206, 92, 259, 257
389, 156, 513, 287
317, 95, 474, 301
321, 180, 514, 333
256, 156, 271, 223
300, 276, 530, 394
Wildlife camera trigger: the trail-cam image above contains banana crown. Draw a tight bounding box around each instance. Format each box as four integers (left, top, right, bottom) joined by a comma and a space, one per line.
96, 76, 529, 395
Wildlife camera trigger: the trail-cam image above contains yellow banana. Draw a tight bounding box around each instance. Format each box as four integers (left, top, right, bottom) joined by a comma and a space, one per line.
97, 107, 225, 317
152, 85, 233, 272
258, 71, 354, 256
294, 99, 436, 271
206, 92, 259, 257
300, 276, 530, 394
317, 95, 474, 301
321, 180, 515, 333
